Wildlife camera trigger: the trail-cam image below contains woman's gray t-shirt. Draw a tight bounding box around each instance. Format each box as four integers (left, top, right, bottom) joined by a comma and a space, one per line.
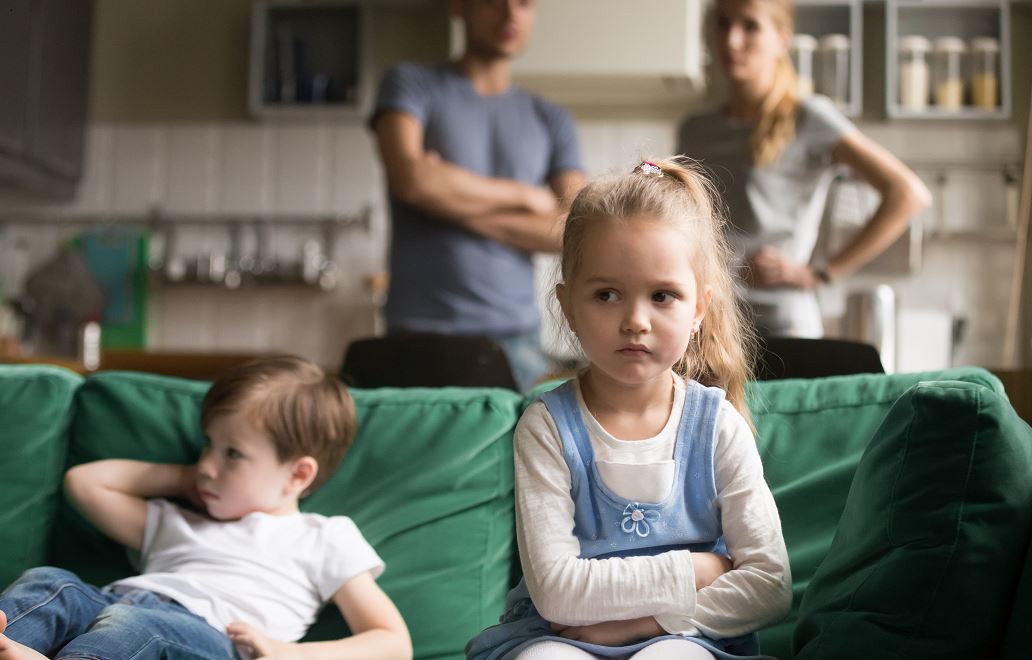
676, 95, 854, 337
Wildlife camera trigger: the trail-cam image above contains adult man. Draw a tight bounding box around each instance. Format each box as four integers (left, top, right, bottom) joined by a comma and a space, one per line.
371, 0, 585, 391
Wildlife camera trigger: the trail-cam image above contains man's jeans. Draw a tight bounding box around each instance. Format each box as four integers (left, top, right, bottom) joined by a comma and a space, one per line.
495, 330, 554, 394
0, 567, 237, 659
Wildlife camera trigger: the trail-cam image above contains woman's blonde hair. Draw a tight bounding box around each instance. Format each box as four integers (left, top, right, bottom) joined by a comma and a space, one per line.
560, 157, 757, 431
718, 0, 800, 166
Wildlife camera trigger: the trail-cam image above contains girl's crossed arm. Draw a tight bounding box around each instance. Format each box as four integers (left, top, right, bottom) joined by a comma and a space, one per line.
226, 571, 412, 660
64, 460, 196, 551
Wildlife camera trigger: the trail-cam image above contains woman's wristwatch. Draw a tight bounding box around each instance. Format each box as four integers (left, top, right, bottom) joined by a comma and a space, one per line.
812, 266, 832, 285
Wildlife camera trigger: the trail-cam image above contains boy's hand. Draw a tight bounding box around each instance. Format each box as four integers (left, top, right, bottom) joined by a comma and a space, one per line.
178, 464, 206, 512
226, 622, 300, 660
691, 552, 733, 590
550, 616, 663, 647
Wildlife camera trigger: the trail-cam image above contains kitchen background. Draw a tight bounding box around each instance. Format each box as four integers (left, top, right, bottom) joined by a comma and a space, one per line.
0, 0, 1030, 375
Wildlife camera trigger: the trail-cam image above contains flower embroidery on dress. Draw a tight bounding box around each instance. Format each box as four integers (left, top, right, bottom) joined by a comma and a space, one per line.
621, 503, 661, 537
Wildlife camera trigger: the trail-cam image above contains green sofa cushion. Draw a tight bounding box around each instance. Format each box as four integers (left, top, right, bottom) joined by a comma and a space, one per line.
51, 372, 521, 660
793, 379, 1032, 659
0, 365, 81, 589
748, 367, 1006, 659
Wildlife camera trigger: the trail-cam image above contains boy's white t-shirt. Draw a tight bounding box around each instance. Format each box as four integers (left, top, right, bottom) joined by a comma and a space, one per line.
110, 499, 384, 643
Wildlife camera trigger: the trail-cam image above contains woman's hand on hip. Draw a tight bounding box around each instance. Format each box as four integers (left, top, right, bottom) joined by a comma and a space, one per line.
743, 246, 821, 290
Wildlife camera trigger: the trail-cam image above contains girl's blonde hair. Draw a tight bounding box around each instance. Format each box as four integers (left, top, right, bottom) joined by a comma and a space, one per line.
718, 0, 800, 166
560, 157, 757, 431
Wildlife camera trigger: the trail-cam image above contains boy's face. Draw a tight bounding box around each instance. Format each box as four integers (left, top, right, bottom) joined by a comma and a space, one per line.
198, 411, 310, 521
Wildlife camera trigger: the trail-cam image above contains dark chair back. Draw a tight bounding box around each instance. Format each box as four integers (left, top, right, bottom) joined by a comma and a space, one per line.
340, 333, 518, 390
754, 336, 884, 380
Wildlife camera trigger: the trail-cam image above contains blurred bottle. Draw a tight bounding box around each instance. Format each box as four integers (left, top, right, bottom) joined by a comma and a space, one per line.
899, 35, 931, 111
932, 36, 966, 111
970, 37, 1000, 110
791, 34, 817, 98
818, 34, 850, 106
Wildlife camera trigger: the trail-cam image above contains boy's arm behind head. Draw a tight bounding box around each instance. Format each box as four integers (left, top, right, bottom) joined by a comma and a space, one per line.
63, 459, 194, 552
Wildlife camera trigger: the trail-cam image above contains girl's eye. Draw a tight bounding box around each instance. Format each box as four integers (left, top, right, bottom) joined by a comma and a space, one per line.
595, 290, 617, 302
653, 291, 677, 304
744, 19, 760, 32
226, 448, 243, 460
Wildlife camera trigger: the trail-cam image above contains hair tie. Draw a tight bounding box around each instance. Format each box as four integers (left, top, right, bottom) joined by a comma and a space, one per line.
635, 161, 664, 177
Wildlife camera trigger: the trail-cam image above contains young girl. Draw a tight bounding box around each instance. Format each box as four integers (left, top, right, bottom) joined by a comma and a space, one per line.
467, 159, 792, 660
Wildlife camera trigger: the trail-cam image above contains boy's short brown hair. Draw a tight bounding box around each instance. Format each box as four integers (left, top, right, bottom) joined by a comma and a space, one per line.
201, 355, 356, 495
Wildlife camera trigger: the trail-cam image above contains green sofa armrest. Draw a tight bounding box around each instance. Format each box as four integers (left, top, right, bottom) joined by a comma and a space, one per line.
0, 365, 82, 589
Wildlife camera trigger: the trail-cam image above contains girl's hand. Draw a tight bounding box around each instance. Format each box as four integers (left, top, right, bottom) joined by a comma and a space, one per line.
550, 617, 663, 647
226, 621, 299, 660
691, 552, 733, 590
743, 246, 820, 290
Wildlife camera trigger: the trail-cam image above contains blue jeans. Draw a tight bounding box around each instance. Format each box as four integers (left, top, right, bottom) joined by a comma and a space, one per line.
0, 567, 238, 659
494, 330, 554, 394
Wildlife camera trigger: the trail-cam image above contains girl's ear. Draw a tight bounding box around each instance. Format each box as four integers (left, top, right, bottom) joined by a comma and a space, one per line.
555, 283, 575, 333
695, 285, 714, 326
288, 456, 319, 495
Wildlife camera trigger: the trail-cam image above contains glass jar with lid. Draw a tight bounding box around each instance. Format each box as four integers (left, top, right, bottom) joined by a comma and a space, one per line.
898, 35, 931, 111
790, 33, 817, 98
817, 34, 850, 106
970, 37, 1000, 110
932, 36, 966, 110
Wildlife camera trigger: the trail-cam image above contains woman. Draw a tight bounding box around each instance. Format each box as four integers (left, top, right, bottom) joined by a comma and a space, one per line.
677, 0, 932, 338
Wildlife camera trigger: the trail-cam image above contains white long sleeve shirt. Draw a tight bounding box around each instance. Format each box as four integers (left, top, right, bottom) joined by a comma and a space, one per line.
515, 376, 792, 638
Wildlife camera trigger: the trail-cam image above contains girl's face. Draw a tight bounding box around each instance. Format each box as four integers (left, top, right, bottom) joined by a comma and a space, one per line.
712, 0, 790, 86
559, 219, 711, 389
198, 411, 310, 521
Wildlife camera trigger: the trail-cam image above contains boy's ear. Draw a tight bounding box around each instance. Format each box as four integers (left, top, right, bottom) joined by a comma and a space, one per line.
289, 456, 319, 495
555, 283, 575, 333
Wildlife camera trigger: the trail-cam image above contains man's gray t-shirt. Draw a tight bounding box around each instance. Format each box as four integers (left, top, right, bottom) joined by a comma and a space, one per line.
373, 62, 582, 336
677, 95, 854, 337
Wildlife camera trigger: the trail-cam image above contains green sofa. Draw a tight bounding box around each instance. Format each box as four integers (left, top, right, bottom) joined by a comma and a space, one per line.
1, 364, 1030, 659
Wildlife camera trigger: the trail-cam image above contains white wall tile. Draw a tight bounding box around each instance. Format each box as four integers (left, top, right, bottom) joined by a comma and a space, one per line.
220, 125, 275, 213
164, 125, 221, 213
273, 124, 332, 213
110, 126, 166, 213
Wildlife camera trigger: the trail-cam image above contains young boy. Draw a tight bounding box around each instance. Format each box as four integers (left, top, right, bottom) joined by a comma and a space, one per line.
0, 356, 411, 660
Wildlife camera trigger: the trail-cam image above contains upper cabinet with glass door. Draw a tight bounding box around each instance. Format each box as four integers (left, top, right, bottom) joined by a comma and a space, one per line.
793, 0, 863, 118
887, 0, 1010, 120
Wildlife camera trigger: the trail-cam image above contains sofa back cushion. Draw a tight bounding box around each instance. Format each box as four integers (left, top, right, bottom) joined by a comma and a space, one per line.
52, 372, 521, 660
0, 365, 81, 589
792, 379, 1032, 659
747, 367, 1007, 659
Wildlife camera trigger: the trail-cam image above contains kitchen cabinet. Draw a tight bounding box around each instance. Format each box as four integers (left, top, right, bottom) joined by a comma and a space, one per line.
795, 0, 863, 117
249, 0, 372, 119
886, 0, 1010, 119
450, 0, 706, 110
0, 0, 93, 198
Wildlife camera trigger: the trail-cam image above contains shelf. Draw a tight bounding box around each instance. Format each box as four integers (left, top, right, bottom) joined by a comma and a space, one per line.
886, 0, 1011, 120
248, 0, 372, 120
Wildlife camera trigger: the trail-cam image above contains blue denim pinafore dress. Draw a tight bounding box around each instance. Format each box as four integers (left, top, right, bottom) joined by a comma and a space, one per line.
466, 379, 771, 660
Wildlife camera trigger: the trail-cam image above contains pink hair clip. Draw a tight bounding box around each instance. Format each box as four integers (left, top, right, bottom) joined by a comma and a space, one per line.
636, 161, 663, 177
